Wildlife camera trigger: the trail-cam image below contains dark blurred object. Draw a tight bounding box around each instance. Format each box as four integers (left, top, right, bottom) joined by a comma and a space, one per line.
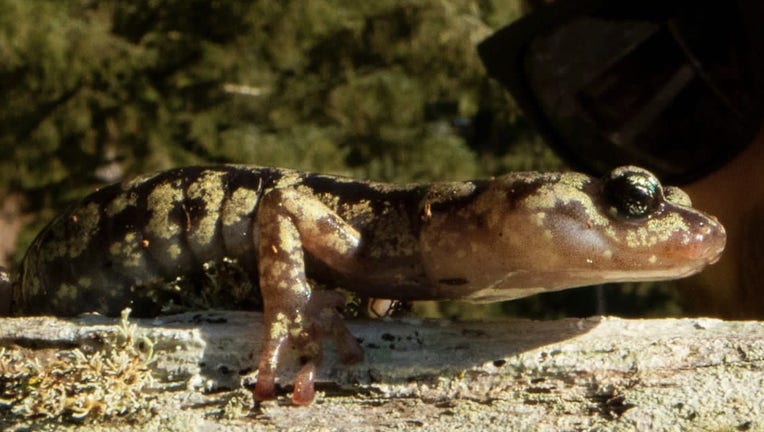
478, 0, 764, 184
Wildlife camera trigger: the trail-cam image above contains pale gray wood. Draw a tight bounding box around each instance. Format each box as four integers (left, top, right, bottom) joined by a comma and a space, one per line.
1, 312, 762, 431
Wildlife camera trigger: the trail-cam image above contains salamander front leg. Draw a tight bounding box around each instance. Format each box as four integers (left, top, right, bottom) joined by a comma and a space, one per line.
253, 189, 364, 405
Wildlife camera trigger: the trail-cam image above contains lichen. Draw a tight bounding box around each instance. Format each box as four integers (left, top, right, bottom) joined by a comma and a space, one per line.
0, 309, 156, 427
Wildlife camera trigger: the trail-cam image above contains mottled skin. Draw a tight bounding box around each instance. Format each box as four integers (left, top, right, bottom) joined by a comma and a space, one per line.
1, 165, 725, 405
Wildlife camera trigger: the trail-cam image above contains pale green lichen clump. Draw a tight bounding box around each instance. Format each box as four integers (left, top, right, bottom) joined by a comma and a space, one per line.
0, 309, 156, 426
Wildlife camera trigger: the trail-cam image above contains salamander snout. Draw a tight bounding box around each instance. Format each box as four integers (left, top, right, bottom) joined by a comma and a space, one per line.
691, 215, 726, 265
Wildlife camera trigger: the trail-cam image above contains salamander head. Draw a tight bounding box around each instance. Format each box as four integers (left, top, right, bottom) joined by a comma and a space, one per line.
422, 166, 726, 302
589, 166, 725, 271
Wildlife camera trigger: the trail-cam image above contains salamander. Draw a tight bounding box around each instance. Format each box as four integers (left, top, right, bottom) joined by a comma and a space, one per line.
0, 165, 726, 405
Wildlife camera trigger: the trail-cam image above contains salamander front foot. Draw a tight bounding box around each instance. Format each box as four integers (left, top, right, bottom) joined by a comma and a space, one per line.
253, 290, 364, 406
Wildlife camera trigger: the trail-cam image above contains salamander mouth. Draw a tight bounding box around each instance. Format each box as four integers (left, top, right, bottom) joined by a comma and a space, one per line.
687, 220, 726, 266
706, 248, 724, 265
667, 243, 724, 277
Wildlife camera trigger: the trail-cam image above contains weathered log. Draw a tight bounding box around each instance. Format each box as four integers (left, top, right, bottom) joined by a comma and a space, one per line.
0, 312, 762, 431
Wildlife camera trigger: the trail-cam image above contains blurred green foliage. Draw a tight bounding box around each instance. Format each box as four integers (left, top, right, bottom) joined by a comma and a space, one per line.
0, 0, 561, 249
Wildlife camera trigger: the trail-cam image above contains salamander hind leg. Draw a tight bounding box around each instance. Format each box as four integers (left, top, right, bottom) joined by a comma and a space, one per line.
253, 188, 364, 406
292, 290, 364, 404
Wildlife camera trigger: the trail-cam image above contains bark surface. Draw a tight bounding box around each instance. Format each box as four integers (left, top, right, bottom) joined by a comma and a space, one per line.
0, 312, 762, 431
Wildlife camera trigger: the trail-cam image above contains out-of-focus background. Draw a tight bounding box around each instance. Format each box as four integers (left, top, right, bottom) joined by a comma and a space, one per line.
0, 0, 729, 320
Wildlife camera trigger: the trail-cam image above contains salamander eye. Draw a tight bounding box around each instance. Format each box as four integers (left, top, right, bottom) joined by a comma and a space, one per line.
603, 166, 664, 219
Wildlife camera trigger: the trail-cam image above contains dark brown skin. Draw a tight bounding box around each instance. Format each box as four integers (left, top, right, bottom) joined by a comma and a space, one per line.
0, 165, 726, 405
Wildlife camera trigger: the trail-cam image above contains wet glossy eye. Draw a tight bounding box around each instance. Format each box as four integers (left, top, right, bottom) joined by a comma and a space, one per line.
603, 166, 663, 219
